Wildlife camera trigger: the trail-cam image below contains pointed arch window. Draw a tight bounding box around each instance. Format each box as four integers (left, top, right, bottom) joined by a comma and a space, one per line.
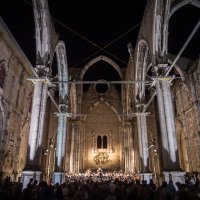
103, 136, 107, 149
97, 136, 102, 149
97, 135, 107, 149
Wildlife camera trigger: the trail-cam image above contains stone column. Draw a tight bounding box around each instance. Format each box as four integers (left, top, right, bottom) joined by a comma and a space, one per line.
69, 122, 75, 173
137, 113, 152, 182
127, 124, 134, 173
74, 122, 79, 173
156, 78, 185, 183
137, 114, 149, 172
22, 79, 48, 188
123, 123, 134, 173
127, 125, 131, 172
68, 122, 80, 173
123, 128, 128, 172
52, 112, 67, 184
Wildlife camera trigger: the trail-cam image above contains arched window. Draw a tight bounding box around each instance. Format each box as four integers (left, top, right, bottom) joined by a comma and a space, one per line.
97, 135, 108, 149
103, 136, 107, 149
97, 136, 102, 149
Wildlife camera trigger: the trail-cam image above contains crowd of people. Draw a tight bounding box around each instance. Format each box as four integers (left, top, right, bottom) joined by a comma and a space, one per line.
0, 170, 200, 200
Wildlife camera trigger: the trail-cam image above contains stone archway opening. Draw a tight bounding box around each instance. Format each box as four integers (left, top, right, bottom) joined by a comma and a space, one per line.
168, 5, 200, 60
82, 60, 122, 93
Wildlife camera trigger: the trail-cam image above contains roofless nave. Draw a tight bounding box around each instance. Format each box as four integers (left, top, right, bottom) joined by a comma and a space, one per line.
0, 0, 200, 187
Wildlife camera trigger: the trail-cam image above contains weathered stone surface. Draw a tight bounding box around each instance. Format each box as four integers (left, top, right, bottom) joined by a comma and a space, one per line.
0, 18, 34, 180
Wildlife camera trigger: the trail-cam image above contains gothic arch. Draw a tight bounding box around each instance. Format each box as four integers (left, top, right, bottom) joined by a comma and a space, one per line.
169, 0, 200, 19
80, 55, 123, 80
166, 1, 200, 58
151, 0, 199, 66
135, 39, 149, 103
168, 59, 187, 82
33, 0, 58, 66
54, 40, 69, 103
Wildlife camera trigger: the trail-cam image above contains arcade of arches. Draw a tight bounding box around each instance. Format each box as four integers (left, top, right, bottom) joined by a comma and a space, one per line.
0, 0, 200, 186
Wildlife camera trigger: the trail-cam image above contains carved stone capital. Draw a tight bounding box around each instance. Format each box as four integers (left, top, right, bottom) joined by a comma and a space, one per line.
35, 65, 51, 77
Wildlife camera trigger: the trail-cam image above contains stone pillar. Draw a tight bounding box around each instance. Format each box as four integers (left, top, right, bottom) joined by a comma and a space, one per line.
22, 79, 48, 188
52, 113, 67, 184
69, 123, 75, 173
124, 123, 134, 173
156, 78, 185, 184
123, 128, 128, 172
119, 123, 125, 170
69, 122, 78, 173
74, 122, 80, 173
127, 126, 131, 172
137, 113, 150, 172
127, 124, 134, 173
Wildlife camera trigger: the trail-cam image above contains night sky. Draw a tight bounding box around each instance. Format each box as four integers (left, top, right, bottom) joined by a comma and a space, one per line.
0, 0, 199, 72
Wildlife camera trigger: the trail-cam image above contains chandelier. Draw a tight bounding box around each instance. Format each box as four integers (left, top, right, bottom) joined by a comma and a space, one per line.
93, 152, 110, 165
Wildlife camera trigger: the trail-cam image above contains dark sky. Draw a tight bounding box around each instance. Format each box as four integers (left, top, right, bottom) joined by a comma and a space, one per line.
0, 0, 199, 72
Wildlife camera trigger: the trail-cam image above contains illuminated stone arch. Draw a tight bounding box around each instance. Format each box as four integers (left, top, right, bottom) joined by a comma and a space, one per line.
151, 0, 200, 66
80, 55, 123, 80
167, 1, 200, 57
168, 59, 187, 82
53, 40, 69, 168
135, 39, 149, 104
167, 1, 200, 56
54, 40, 69, 103
144, 58, 187, 83
33, 0, 58, 67
169, 0, 200, 18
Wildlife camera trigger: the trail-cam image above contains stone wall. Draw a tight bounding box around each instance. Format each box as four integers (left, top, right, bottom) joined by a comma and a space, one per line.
81, 84, 122, 171
0, 18, 35, 180
173, 58, 200, 173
